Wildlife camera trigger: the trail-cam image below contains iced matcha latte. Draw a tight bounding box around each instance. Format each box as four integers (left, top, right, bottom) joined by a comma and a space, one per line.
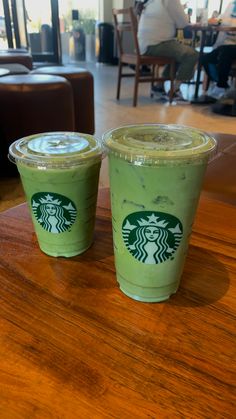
103, 124, 216, 302
9, 132, 102, 257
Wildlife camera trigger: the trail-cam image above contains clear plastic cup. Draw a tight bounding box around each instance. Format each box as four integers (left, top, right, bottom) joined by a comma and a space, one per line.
103, 124, 216, 302
9, 131, 103, 257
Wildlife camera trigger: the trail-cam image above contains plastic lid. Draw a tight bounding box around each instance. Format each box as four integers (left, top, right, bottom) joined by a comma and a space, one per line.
102, 124, 217, 165
9, 132, 103, 168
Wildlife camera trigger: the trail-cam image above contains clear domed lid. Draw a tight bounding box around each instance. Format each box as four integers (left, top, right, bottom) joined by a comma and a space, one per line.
102, 124, 217, 165
9, 132, 103, 168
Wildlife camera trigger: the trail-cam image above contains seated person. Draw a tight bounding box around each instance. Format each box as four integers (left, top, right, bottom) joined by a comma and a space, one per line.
137, 0, 199, 100
202, 1, 236, 99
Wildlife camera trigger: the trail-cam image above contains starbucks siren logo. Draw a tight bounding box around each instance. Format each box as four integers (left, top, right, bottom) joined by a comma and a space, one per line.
31, 192, 77, 234
122, 211, 183, 264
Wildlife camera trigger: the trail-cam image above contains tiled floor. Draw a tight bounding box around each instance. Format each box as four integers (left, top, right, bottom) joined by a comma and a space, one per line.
0, 62, 235, 211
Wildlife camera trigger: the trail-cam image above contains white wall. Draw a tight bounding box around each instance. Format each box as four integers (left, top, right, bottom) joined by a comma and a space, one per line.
113, 0, 123, 8
124, 0, 133, 7
113, 0, 133, 9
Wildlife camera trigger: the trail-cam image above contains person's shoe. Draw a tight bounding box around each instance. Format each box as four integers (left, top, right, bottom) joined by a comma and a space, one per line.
151, 86, 168, 101
170, 89, 186, 102
206, 82, 216, 96
207, 85, 228, 100
151, 85, 166, 95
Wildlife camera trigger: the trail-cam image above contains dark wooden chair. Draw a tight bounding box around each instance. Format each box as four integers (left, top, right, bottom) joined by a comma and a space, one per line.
112, 7, 176, 106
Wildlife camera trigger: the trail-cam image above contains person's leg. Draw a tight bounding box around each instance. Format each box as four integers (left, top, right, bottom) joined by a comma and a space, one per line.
201, 49, 219, 83
146, 40, 199, 83
203, 46, 236, 99
216, 45, 236, 88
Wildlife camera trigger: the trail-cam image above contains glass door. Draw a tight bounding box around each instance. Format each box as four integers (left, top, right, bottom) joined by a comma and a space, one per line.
2, 0, 30, 49
58, 0, 98, 64
1, 0, 61, 63
25, 0, 61, 63
0, 0, 9, 48
181, 0, 232, 21
207, 0, 231, 17
12, 0, 28, 48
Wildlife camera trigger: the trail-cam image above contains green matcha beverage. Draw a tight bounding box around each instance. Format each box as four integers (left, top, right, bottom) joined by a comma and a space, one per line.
103, 124, 216, 302
9, 132, 103, 257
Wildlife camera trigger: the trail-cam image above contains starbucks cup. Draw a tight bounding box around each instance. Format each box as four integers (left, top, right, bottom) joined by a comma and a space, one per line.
9, 132, 103, 257
103, 124, 216, 302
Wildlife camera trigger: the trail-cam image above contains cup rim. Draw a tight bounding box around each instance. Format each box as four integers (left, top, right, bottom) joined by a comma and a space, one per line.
102, 123, 217, 165
9, 131, 104, 168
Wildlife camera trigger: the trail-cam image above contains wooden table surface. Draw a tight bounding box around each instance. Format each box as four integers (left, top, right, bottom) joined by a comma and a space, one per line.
203, 132, 236, 205
0, 185, 235, 418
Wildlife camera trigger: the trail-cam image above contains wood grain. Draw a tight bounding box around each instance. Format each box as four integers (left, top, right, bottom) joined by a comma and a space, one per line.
203, 135, 236, 206
0, 188, 235, 418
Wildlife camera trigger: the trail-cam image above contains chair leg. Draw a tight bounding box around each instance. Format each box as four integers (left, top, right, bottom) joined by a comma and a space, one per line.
133, 66, 139, 107
203, 73, 210, 92
150, 65, 155, 97
117, 61, 122, 100
169, 79, 174, 103
169, 63, 175, 104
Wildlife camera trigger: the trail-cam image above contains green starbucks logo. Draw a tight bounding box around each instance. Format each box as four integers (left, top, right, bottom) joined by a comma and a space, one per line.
31, 193, 77, 234
122, 211, 183, 264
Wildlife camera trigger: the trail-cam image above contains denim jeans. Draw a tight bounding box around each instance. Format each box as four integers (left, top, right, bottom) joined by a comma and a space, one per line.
201, 45, 236, 88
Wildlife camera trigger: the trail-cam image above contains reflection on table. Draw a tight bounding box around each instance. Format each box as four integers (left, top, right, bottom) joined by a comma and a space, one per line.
0, 67, 10, 76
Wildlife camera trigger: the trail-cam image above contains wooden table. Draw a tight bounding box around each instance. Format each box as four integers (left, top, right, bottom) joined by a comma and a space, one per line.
0, 184, 235, 418
203, 132, 236, 205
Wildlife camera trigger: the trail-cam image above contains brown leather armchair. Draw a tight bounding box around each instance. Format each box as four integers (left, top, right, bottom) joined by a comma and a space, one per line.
0, 49, 33, 70
0, 51, 95, 176
0, 74, 74, 176
31, 66, 95, 134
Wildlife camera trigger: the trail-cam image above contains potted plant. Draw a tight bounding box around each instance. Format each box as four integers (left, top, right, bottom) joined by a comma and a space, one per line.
79, 18, 96, 62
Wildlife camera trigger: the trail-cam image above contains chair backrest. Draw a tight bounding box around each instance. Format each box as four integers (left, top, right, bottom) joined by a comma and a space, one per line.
112, 7, 140, 57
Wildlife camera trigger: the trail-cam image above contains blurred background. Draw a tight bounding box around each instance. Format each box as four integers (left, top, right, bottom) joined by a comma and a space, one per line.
0, 0, 232, 67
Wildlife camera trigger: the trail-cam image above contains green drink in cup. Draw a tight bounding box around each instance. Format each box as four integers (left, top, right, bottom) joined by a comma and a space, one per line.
103, 124, 216, 302
9, 132, 103, 257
